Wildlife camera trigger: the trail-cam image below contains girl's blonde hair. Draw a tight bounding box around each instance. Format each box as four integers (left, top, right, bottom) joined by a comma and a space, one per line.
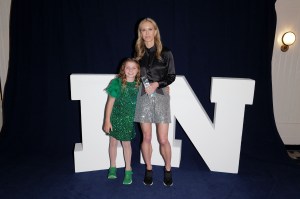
118, 58, 141, 88
135, 18, 163, 61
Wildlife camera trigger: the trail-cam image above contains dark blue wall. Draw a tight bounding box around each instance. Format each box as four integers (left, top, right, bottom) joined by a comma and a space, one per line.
1, 0, 288, 165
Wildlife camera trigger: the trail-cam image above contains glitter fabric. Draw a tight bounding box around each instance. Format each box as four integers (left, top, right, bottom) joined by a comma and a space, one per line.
134, 85, 171, 123
105, 78, 138, 141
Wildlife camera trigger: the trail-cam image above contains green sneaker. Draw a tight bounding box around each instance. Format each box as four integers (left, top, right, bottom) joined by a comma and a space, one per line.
107, 167, 117, 179
123, 170, 133, 185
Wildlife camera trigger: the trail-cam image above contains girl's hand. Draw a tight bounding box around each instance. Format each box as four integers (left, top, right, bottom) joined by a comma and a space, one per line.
146, 82, 159, 95
103, 121, 113, 134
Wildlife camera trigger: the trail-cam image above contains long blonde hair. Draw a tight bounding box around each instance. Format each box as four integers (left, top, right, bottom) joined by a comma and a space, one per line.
135, 18, 163, 61
118, 58, 141, 88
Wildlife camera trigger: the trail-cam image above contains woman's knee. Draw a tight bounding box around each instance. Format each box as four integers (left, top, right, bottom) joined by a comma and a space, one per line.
141, 124, 152, 143
157, 123, 169, 146
158, 138, 169, 146
143, 133, 152, 143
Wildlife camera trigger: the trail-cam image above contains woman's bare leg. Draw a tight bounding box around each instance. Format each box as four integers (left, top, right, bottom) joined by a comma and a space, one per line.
140, 123, 153, 170
157, 123, 171, 171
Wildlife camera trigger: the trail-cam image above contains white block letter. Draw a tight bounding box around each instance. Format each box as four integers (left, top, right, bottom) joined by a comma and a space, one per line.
164, 76, 255, 173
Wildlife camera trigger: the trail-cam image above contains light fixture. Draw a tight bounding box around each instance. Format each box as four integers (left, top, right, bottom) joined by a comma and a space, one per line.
281, 31, 296, 52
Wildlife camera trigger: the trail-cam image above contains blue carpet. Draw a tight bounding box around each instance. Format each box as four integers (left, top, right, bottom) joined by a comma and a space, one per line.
1, 139, 300, 199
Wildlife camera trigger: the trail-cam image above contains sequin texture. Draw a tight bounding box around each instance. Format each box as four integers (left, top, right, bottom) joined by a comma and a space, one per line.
106, 78, 138, 141
134, 86, 171, 123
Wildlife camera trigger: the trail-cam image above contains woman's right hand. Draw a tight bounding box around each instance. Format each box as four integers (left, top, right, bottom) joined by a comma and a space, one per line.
146, 82, 159, 95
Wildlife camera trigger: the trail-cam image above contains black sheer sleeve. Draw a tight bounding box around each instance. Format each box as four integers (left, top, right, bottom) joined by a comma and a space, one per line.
158, 50, 176, 88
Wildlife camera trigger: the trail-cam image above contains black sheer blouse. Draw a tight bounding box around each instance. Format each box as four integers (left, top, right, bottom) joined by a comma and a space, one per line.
139, 46, 176, 89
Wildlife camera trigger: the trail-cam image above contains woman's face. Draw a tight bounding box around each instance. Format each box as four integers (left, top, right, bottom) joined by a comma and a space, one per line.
140, 21, 156, 43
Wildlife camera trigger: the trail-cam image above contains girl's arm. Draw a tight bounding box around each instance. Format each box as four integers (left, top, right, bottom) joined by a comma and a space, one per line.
103, 95, 115, 133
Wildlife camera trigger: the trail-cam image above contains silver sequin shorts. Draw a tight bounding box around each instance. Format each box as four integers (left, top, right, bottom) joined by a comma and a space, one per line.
134, 85, 171, 123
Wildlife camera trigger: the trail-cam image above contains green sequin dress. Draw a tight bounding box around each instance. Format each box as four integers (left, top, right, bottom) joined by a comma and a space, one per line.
105, 78, 138, 141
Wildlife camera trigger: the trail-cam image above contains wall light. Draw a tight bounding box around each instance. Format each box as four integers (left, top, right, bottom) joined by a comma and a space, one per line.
281, 31, 296, 52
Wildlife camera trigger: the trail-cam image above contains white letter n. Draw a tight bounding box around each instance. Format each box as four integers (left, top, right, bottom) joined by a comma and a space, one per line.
161, 76, 255, 173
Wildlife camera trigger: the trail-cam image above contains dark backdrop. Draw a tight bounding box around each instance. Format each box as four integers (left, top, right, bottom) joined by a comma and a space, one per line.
1, 0, 286, 161
1, 0, 299, 198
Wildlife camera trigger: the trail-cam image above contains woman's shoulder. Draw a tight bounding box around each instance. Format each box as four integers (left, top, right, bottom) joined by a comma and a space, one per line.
161, 46, 173, 56
161, 46, 174, 59
162, 46, 172, 53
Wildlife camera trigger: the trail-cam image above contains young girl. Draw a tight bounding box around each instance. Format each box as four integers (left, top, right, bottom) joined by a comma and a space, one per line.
103, 58, 140, 185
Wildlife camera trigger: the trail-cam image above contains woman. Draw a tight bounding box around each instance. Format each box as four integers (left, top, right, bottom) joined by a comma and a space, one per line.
134, 18, 176, 187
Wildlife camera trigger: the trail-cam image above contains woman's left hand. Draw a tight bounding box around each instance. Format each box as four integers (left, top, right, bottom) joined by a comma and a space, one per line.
165, 86, 170, 94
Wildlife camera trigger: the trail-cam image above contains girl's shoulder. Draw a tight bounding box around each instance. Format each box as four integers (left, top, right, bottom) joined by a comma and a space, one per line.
105, 77, 121, 98
110, 77, 122, 85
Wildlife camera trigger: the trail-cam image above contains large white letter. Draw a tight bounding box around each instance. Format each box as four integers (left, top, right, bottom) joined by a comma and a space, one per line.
167, 76, 255, 173
71, 75, 254, 174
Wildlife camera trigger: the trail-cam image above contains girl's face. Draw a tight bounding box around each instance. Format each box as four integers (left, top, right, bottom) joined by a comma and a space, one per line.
140, 21, 156, 44
124, 61, 139, 82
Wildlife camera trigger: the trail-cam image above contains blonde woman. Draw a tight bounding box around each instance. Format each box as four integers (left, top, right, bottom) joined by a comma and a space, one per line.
134, 18, 176, 187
